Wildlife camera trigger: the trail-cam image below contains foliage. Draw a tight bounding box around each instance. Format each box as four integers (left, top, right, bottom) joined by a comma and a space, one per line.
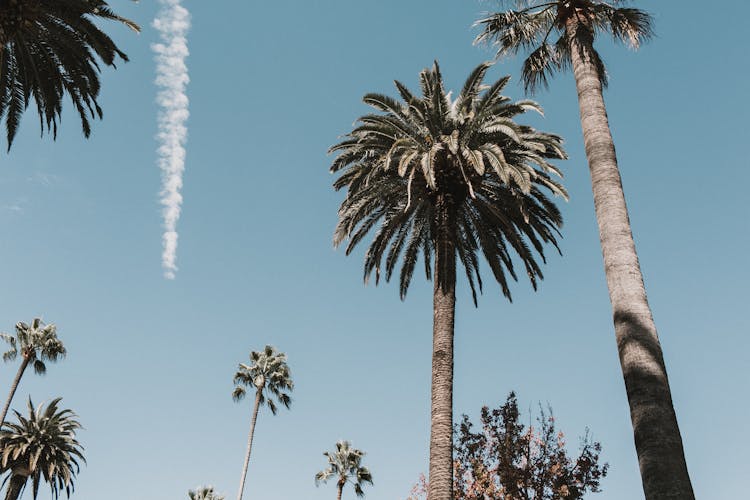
232, 345, 293, 414
188, 485, 225, 500
407, 394, 608, 499
315, 441, 373, 498
330, 61, 567, 304
0, 398, 84, 500
0, 0, 140, 148
1, 318, 65, 375
474, 0, 654, 92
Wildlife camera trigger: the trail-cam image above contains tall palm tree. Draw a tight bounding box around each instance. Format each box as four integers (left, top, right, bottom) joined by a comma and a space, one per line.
315, 441, 373, 500
0, 318, 65, 425
0, 0, 139, 149
232, 345, 293, 500
0, 397, 84, 500
330, 61, 567, 500
474, 3, 693, 498
189, 486, 225, 500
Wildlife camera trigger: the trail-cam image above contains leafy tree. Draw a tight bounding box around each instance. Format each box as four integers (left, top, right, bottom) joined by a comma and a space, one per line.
0, 398, 84, 500
0, 0, 139, 149
330, 61, 566, 500
407, 393, 608, 500
474, 2, 693, 497
189, 486, 225, 500
0, 318, 65, 425
232, 345, 293, 500
315, 441, 373, 500
453, 393, 607, 499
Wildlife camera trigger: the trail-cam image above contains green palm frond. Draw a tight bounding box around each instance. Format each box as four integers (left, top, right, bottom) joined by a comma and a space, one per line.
0, 398, 84, 500
474, 0, 654, 92
232, 346, 293, 416
315, 441, 373, 497
1, 318, 65, 369
330, 62, 566, 305
188, 485, 225, 500
0, 0, 139, 149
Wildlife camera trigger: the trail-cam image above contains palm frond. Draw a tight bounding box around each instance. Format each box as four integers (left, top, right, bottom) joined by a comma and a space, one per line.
330, 62, 566, 304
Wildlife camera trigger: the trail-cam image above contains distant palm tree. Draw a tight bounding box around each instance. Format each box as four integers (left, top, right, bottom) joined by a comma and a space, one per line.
232, 345, 293, 500
315, 441, 373, 500
474, 3, 693, 498
0, 398, 84, 500
330, 61, 566, 500
0, 0, 140, 149
189, 486, 225, 500
0, 318, 65, 425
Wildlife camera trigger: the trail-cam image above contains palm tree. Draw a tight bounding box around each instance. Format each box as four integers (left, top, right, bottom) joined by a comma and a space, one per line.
474, 3, 693, 498
0, 0, 139, 149
0, 397, 84, 500
232, 345, 293, 500
315, 441, 373, 500
0, 318, 65, 425
330, 61, 567, 500
189, 486, 225, 500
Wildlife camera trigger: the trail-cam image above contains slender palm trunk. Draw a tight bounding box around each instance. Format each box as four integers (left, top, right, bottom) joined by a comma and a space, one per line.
565, 16, 693, 499
0, 356, 29, 425
236, 388, 263, 500
336, 481, 344, 500
428, 193, 456, 500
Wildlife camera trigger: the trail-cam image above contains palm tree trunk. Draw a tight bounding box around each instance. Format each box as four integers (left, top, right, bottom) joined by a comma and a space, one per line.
336, 481, 344, 500
0, 356, 29, 425
4, 474, 26, 500
236, 388, 263, 500
428, 193, 456, 500
565, 16, 694, 500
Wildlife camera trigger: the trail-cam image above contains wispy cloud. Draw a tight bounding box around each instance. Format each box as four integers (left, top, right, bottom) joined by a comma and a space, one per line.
152, 0, 191, 280
2, 197, 27, 214
3, 203, 24, 214
26, 172, 60, 187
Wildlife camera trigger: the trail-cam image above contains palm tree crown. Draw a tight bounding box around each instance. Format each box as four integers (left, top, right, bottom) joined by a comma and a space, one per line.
0, 398, 84, 500
188, 486, 225, 500
1, 318, 65, 375
474, 0, 653, 92
315, 441, 373, 498
232, 345, 293, 415
0, 0, 140, 148
331, 61, 567, 304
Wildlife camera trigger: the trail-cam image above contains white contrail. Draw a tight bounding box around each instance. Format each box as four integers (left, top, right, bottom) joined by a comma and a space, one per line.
152, 0, 190, 279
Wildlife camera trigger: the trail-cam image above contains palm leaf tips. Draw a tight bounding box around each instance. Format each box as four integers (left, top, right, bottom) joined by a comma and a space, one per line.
0, 0, 140, 149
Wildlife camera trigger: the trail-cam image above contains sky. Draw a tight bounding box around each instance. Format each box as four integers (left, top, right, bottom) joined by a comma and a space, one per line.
0, 1, 748, 499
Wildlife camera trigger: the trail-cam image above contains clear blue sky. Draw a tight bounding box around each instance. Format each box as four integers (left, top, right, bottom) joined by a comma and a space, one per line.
0, 1, 747, 499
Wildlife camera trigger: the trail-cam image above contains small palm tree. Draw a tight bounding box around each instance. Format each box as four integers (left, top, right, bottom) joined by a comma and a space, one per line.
0, 398, 84, 500
189, 486, 225, 500
0, 318, 65, 425
232, 345, 293, 500
315, 441, 373, 500
0, 0, 140, 149
474, 2, 693, 498
330, 61, 566, 500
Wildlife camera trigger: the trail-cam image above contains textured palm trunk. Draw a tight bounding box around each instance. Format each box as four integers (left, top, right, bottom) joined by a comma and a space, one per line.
336, 480, 344, 500
3, 474, 26, 500
236, 388, 263, 500
427, 193, 456, 500
565, 16, 694, 499
0, 355, 29, 425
